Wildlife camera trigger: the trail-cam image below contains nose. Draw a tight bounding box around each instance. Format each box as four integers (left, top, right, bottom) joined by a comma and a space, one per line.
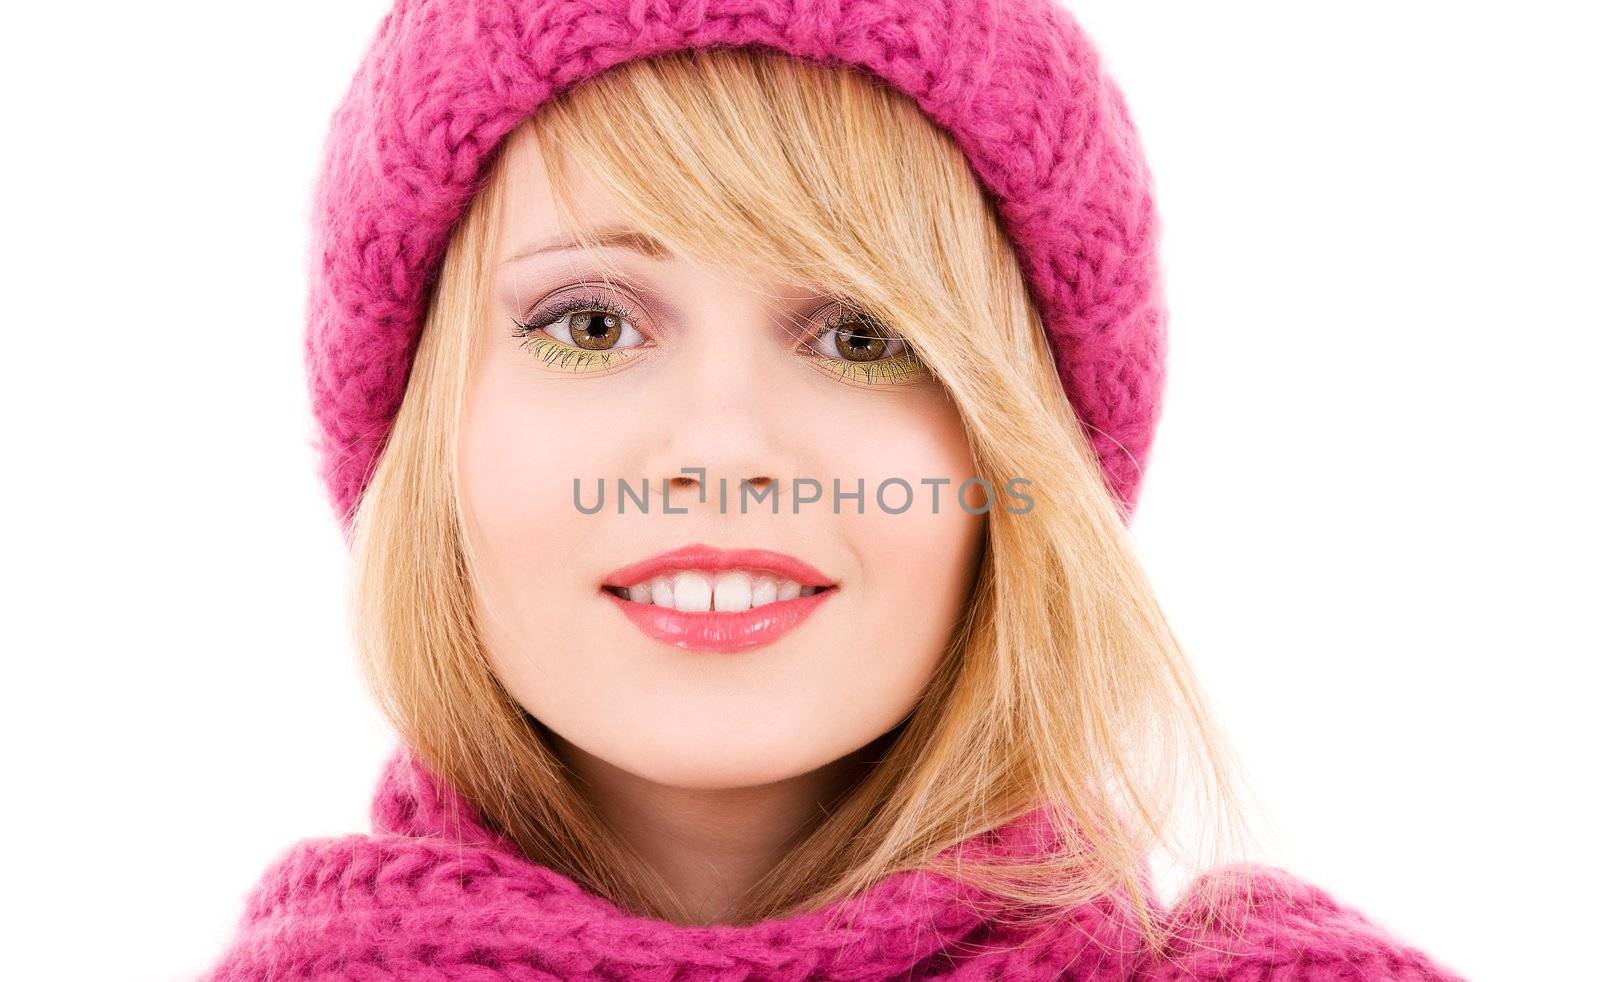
650, 389, 788, 508
642, 306, 796, 509
664, 470, 778, 510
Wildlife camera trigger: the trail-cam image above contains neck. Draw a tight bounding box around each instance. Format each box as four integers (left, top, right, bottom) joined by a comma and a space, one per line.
549, 731, 883, 924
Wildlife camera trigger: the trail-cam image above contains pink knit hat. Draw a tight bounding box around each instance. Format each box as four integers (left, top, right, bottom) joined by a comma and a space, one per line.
308, 0, 1167, 532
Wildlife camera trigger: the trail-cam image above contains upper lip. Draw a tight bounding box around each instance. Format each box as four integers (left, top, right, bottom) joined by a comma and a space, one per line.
602, 543, 837, 590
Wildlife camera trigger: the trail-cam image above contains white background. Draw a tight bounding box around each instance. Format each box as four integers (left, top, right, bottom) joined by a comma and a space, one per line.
4, 2, 1594, 979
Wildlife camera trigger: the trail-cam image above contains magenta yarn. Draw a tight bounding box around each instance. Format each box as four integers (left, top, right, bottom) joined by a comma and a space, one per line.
199, 744, 1470, 980
307, 0, 1169, 532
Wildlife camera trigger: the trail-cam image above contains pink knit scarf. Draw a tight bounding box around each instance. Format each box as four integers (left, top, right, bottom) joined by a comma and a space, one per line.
200, 745, 1468, 980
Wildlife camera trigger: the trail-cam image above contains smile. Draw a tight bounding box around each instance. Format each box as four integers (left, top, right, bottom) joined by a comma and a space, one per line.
600, 544, 839, 652
604, 570, 825, 611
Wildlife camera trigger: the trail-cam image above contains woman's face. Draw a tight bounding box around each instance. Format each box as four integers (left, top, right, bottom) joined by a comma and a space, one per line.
459, 126, 985, 791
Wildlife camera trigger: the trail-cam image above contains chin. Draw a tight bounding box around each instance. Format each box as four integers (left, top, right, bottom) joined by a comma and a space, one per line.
596, 728, 836, 790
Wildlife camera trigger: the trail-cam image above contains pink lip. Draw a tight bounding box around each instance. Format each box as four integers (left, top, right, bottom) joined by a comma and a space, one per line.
604, 587, 836, 653
601, 543, 836, 589
600, 543, 839, 653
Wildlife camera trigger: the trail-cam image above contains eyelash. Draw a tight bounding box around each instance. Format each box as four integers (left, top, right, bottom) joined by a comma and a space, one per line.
509, 290, 928, 386
511, 293, 641, 374
810, 304, 927, 387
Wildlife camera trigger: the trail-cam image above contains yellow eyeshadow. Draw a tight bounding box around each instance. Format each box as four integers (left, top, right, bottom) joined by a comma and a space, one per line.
518, 333, 930, 387
520, 335, 633, 373
811, 353, 931, 387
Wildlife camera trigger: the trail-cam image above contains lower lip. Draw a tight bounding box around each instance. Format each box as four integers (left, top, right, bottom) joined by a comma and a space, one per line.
602, 587, 837, 653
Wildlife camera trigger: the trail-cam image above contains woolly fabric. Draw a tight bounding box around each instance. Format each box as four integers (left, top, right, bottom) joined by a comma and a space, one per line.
200, 745, 1469, 981
308, 0, 1170, 533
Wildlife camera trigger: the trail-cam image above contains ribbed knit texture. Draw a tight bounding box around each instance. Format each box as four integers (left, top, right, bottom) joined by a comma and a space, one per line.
199, 745, 1469, 981
308, 0, 1169, 533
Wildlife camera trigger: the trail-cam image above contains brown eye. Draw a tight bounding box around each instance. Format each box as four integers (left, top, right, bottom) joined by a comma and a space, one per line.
812, 310, 909, 363
568, 309, 624, 350
516, 292, 648, 354
835, 319, 888, 361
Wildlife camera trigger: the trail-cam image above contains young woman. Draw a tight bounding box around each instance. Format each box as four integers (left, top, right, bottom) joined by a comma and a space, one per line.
202, 0, 1467, 978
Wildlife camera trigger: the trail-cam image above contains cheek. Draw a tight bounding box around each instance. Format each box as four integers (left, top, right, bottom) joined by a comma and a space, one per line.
809, 389, 985, 712
457, 361, 617, 627
459, 391, 589, 563
457, 363, 631, 752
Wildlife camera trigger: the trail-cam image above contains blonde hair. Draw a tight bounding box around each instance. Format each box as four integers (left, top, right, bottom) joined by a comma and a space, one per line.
347, 47, 1267, 945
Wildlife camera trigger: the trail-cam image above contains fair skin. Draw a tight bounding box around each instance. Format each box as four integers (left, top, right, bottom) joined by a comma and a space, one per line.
458, 124, 986, 923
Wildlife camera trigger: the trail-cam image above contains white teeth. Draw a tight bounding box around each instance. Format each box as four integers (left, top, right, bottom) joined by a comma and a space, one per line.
622, 570, 815, 612
712, 571, 752, 611
751, 576, 778, 608
671, 571, 712, 612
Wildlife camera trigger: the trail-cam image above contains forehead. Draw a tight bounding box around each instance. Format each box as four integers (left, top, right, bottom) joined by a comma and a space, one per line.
487, 119, 841, 306
495, 125, 630, 257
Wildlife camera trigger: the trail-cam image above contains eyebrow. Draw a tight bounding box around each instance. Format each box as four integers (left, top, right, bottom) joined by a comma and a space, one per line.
498, 225, 672, 267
